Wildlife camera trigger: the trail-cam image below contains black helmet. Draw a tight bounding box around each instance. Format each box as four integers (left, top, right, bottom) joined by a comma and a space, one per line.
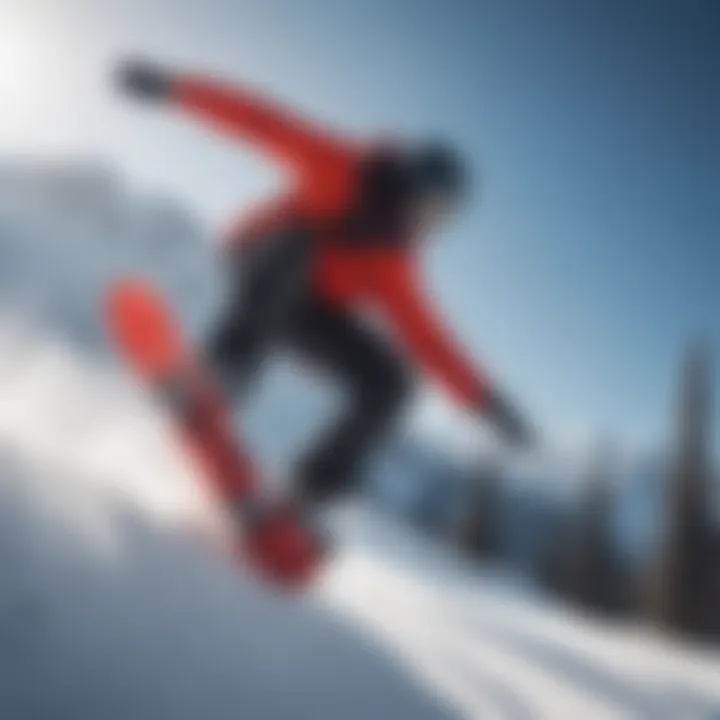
411, 140, 470, 201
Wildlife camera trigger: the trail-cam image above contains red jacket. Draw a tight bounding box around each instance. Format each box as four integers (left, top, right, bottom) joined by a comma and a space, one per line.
173, 76, 491, 410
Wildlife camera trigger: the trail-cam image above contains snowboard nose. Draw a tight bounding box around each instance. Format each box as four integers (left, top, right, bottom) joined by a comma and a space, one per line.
106, 278, 189, 381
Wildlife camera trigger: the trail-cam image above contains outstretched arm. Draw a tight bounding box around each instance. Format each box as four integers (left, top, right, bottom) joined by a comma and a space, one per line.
373, 254, 533, 446
116, 59, 353, 175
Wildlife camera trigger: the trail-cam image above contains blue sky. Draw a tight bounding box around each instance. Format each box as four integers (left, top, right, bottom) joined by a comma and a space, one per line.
0, 0, 717, 449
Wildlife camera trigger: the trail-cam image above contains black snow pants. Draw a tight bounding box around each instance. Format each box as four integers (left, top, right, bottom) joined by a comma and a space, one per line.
204, 230, 412, 503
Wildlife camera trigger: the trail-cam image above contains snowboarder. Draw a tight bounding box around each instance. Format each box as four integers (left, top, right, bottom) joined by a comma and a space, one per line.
115, 59, 534, 570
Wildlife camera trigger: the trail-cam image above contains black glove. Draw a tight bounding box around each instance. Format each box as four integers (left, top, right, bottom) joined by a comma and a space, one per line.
483, 389, 534, 449
115, 59, 175, 102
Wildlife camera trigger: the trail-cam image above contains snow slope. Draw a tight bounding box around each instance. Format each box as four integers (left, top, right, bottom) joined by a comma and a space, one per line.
0, 165, 719, 719
0, 320, 454, 720
327, 517, 720, 719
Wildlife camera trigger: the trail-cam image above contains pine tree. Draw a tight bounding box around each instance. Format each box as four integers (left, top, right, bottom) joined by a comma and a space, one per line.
644, 343, 715, 633
571, 442, 619, 611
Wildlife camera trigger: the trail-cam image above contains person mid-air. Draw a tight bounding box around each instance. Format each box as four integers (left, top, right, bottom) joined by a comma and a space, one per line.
115, 59, 533, 573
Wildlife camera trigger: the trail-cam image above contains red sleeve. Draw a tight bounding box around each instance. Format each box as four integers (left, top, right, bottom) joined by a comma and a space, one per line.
373, 253, 493, 410
173, 75, 353, 177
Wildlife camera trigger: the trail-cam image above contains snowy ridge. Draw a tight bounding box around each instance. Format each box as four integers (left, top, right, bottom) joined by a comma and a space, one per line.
0, 165, 719, 719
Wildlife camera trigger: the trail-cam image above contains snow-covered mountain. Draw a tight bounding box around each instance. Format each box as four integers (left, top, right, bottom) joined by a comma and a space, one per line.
1, 161, 719, 719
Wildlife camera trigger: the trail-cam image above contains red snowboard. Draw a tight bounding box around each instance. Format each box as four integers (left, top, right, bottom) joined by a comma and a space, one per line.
105, 278, 320, 587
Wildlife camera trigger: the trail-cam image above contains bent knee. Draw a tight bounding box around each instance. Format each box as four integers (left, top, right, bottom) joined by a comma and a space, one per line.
359, 350, 413, 416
